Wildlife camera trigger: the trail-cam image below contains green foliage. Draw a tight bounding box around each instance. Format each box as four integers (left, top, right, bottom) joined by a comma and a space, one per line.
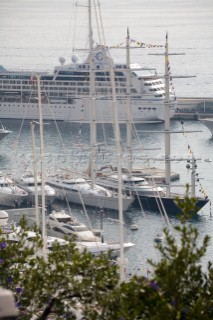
1, 192, 213, 319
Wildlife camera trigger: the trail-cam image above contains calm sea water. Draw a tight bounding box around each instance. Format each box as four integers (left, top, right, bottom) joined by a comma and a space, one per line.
0, 0, 213, 275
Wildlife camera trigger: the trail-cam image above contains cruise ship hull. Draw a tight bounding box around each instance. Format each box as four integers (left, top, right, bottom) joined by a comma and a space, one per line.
0, 44, 176, 123
0, 99, 172, 123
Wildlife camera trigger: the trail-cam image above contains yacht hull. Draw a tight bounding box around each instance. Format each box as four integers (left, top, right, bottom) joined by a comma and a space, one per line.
0, 100, 173, 123
24, 193, 55, 207
133, 194, 209, 215
0, 193, 28, 208
47, 184, 133, 211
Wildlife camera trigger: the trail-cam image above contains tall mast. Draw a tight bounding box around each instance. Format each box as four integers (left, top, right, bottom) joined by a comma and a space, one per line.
109, 58, 125, 282
150, 34, 198, 199
89, 0, 97, 187
164, 33, 171, 197
31, 121, 39, 226
36, 74, 46, 252
126, 28, 132, 175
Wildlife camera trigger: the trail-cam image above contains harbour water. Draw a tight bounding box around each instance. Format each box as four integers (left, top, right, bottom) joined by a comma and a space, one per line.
0, 0, 213, 275
1, 119, 213, 275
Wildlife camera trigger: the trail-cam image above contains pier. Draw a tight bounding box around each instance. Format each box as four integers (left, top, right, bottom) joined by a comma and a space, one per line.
175, 97, 213, 120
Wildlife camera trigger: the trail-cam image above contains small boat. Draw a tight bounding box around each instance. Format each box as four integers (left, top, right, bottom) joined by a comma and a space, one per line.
130, 224, 139, 231
204, 158, 211, 162
0, 125, 11, 142
46, 210, 100, 242
154, 233, 164, 243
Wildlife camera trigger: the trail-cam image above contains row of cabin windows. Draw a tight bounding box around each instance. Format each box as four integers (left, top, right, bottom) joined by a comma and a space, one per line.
144, 81, 163, 86
0, 104, 72, 108
138, 107, 157, 110
57, 71, 124, 76
0, 82, 126, 90
149, 88, 164, 92
0, 82, 132, 93
55, 77, 126, 82
0, 70, 126, 80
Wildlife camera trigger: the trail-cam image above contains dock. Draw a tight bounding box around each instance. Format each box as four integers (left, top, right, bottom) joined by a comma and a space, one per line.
175, 97, 213, 120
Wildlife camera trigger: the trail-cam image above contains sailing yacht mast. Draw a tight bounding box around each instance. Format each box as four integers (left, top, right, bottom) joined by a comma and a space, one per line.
164, 33, 171, 197
31, 121, 39, 226
126, 28, 133, 176
88, 0, 126, 281
35, 74, 46, 252
89, 0, 97, 188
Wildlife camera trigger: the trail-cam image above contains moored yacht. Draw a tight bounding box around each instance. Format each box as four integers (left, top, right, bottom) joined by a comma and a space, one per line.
46, 210, 100, 242
6, 226, 68, 250
96, 174, 165, 197
15, 171, 56, 207
75, 240, 134, 259
0, 172, 28, 208
46, 174, 134, 211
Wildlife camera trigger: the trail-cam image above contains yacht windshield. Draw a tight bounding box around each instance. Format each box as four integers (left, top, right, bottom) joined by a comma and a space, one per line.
64, 225, 89, 232
57, 217, 72, 223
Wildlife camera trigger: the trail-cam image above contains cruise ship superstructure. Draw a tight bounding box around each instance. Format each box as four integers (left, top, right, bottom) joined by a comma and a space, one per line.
0, 45, 176, 123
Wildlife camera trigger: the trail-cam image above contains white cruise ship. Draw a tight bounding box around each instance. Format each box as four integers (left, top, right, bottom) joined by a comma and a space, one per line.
0, 44, 176, 123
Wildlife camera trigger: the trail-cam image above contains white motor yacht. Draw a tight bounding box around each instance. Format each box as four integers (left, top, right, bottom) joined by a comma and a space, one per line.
96, 174, 165, 197
7, 226, 68, 249
46, 210, 100, 242
46, 174, 134, 211
15, 171, 56, 206
5, 219, 134, 259
0, 172, 28, 208
75, 241, 134, 259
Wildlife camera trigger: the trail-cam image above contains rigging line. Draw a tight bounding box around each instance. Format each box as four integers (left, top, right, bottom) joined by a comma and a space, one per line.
77, 187, 95, 233
148, 173, 172, 229
63, 0, 77, 57
134, 191, 147, 218
10, 92, 35, 170
96, 0, 106, 46
93, 0, 101, 45
176, 109, 208, 199
42, 90, 67, 152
